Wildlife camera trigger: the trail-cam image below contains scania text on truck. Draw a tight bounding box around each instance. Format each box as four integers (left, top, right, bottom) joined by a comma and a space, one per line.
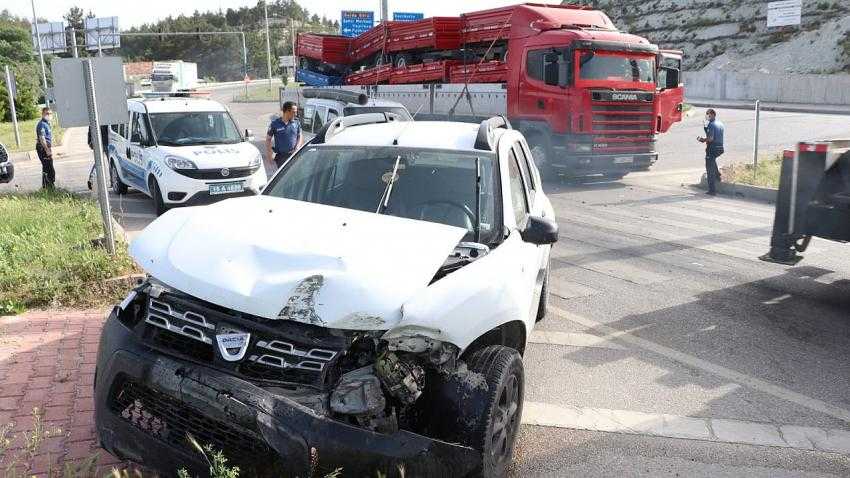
294, 3, 684, 180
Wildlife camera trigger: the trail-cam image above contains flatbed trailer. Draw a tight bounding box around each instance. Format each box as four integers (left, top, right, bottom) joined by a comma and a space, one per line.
763, 140, 850, 264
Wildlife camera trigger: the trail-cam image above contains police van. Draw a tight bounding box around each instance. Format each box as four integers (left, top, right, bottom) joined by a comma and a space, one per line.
108, 94, 267, 215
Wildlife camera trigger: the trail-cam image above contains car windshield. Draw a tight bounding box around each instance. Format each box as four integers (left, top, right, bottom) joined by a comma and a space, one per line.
579, 52, 655, 83
149, 112, 242, 146
265, 145, 498, 244
343, 106, 413, 120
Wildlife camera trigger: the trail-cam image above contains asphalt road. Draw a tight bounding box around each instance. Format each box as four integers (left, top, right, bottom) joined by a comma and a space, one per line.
3, 86, 850, 476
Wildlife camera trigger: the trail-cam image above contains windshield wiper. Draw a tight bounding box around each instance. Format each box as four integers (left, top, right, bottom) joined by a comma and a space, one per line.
376, 155, 402, 214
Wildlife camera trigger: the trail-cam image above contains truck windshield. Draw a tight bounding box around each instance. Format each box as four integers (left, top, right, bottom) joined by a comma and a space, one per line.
343, 106, 413, 120
149, 112, 242, 146
579, 52, 654, 83
265, 145, 498, 244
151, 74, 173, 82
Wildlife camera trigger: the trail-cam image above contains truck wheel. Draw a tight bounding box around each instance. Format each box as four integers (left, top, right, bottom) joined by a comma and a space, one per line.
529, 140, 556, 183
536, 263, 550, 322
149, 177, 168, 216
461, 345, 524, 478
110, 160, 128, 195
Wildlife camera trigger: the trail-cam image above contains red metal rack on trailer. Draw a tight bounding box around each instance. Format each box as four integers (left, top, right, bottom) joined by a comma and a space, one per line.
294, 3, 685, 179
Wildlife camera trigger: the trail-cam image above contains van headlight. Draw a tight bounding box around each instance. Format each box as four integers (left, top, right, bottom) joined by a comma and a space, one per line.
164, 155, 198, 170
249, 153, 261, 169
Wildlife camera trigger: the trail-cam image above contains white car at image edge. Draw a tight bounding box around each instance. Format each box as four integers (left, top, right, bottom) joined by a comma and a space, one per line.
93, 113, 558, 478
108, 96, 267, 214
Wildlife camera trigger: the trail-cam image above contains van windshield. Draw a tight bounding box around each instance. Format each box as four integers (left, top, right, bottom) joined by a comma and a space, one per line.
343, 106, 413, 120
149, 112, 242, 146
265, 145, 498, 243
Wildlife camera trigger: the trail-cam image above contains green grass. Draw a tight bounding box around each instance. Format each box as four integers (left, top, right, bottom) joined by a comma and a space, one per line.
0, 190, 138, 314
720, 156, 782, 189
0, 118, 65, 153
232, 84, 279, 103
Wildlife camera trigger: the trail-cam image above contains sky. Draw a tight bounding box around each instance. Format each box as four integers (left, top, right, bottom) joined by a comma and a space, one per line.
9, 1, 563, 28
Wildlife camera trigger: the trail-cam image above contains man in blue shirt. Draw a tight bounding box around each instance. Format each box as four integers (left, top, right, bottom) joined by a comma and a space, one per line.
266, 101, 303, 169
698, 108, 725, 196
35, 107, 55, 189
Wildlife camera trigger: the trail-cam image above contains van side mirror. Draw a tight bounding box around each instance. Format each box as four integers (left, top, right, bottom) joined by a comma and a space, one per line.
245, 129, 255, 141
520, 215, 559, 245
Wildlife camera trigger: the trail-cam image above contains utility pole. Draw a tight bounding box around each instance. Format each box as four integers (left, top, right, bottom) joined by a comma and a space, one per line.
753, 99, 761, 181
264, 1, 273, 92
380, 0, 389, 23
4, 66, 21, 148
290, 18, 297, 80
30, 0, 49, 101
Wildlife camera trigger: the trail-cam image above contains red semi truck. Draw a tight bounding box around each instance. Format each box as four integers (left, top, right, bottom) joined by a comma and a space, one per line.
295, 3, 684, 179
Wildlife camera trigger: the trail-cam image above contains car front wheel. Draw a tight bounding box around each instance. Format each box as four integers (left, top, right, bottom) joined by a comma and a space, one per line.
149, 177, 168, 216
463, 345, 524, 478
110, 161, 128, 194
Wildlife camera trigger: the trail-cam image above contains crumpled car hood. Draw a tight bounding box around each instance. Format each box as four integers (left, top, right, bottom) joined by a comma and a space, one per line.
129, 196, 466, 329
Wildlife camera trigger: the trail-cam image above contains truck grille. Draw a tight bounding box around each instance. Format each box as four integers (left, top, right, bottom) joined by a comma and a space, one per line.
140, 294, 347, 388
590, 91, 656, 154
110, 378, 269, 458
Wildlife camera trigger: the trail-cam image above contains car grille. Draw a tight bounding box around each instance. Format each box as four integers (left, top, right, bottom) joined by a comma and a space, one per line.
174, 165, 260, 180
590, 90, 655, 154
110, 378, 269, 458
140, 294, 348, 388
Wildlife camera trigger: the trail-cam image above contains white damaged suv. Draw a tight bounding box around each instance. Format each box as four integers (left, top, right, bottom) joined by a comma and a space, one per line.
94, 114, 558, 477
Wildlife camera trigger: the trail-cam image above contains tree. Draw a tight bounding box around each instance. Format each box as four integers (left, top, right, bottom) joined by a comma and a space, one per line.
63, 6, 88, 56
0, 12, 40, 121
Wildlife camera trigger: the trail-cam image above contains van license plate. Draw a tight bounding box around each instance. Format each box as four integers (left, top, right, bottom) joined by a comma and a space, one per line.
614, 156, 634, 164
209, 182, 244, 195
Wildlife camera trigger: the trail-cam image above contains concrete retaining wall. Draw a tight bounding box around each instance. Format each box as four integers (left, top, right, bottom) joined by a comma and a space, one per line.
684, 71, 850, 105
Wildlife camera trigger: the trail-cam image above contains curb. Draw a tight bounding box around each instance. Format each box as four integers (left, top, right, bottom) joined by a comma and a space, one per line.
686, 99, 850, 116
694, 174, 777, 203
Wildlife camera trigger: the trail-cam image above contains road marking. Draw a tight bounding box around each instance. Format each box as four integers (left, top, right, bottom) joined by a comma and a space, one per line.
528, 330, 625, 350
522, 401, 850, 453
550, 306, 850, 424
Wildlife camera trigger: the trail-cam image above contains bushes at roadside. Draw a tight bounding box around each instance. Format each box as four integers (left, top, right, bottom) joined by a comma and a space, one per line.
0, 190, 138, 314
720, 156, 782, 189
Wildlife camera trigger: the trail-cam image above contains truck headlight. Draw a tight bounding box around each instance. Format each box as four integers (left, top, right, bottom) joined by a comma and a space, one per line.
574, 144, 592, 153
164, 155, 198, 170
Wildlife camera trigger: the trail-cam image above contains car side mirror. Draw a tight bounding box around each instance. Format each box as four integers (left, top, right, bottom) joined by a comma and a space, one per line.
520, 215, 559, 245
245, 129, 255, 141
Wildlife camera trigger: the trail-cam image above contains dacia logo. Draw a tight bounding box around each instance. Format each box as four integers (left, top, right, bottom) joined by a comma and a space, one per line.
611, 93, 640, 101
216, 329, 251, 362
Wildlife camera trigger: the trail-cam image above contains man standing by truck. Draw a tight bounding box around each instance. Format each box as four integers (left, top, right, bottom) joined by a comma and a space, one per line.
266, 101, 303, 170
698, 108, 725, 195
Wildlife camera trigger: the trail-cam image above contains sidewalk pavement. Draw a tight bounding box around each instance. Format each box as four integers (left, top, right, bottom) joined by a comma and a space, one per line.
0, 309, 129, 475
687, 98, 850, 116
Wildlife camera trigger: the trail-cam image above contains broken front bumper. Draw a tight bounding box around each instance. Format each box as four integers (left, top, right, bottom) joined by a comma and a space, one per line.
94, 309, 481, 477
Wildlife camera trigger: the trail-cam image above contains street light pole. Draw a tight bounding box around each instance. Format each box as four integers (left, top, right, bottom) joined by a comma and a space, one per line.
30, 0, 49, 101
264, 1, 273, 92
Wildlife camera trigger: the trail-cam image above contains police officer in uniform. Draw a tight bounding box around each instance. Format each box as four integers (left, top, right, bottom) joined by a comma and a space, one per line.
266, 101, 303, 170
35, 107, 55, 189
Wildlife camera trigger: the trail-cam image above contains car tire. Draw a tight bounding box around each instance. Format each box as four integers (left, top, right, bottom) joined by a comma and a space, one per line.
536, 263, 550, 322
461, 345, 524, 478
110, 160, 128, 195
149, 177, 168, 216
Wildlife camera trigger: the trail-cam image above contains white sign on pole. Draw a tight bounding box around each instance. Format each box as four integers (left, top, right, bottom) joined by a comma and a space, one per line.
767, 0, 802, 28
279, 55, 296, 68
51, 57, 129, 128
31, 21, 67, 54
85, 17, 121, 50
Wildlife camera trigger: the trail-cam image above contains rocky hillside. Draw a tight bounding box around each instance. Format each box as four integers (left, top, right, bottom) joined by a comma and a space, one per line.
573, 0, 850, 74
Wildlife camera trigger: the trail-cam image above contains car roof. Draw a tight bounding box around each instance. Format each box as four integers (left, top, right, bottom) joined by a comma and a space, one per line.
128, 97, 228, 113
323, 121, 503, 153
